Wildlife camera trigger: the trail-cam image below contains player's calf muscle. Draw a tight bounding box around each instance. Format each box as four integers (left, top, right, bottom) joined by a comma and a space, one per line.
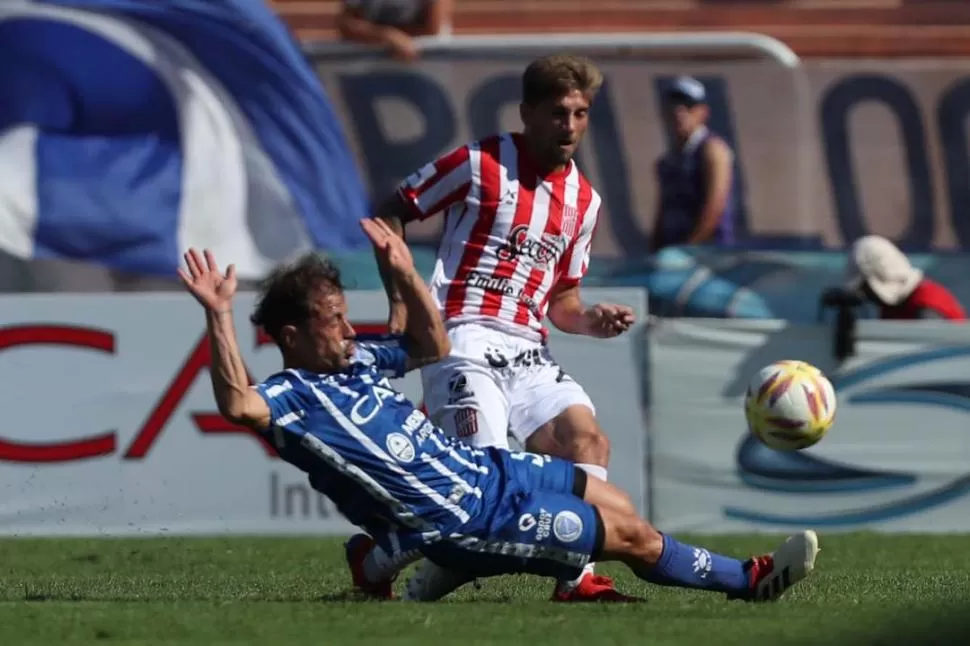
528, 409, 610, 466
596, 505, 664, 565
570, 428, 610, 465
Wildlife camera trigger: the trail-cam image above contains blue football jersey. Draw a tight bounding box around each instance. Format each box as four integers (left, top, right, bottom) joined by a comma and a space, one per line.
253, 335, 501, 549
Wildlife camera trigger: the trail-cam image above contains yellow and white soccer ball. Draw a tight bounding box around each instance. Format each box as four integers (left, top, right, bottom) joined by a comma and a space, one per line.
744, 360, 837, 451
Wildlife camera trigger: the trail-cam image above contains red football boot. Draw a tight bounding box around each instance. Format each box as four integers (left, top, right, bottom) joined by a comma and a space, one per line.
552, 572, 641, 602
344, 533, 394, 600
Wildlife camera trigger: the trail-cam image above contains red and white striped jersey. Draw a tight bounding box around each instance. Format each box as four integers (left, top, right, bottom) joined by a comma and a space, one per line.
397, 132, 601, 341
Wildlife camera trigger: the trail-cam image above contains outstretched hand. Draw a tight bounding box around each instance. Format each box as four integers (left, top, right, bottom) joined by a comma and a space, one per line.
583, 303, 636, 338
178, 248, 238, 313
362, 218, 416, 277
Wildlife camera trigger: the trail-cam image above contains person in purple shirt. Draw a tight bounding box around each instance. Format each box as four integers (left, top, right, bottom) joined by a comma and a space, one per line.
650, 76, 737, 252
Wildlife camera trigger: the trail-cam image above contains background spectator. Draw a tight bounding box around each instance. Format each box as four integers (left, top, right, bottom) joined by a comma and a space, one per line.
846, 235, 966, 321
651, 76, 736, 253
336, 0, 453, 62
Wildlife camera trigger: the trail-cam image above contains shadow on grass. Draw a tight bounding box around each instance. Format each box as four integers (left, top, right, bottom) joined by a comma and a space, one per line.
787, 599, 970, 646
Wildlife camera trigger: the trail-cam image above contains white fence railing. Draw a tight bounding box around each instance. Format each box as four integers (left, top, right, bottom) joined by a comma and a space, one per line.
303, 31, 801, 67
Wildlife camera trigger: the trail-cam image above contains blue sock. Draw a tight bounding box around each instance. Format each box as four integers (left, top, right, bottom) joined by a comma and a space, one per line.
635, 535, 749, 593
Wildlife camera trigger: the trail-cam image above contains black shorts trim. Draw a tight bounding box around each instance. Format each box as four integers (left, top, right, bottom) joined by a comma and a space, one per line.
591, 506, 606, 561
571, 466, 588, 498
571, 467, 605, 559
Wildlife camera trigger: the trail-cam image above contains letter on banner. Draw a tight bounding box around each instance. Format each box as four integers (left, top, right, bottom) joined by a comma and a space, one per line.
820, 75, 935, 249
339, 71, 456, 197
936, 78, 970, 248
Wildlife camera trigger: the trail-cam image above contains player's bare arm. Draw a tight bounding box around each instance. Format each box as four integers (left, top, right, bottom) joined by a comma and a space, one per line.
335, 5, 418, 62
686, 136, 733, 245
374, 144, 475, 333
373, 193, 414, 333
546, 281, 636, 339
361, 218, 450, 370
178, 248, 271, 431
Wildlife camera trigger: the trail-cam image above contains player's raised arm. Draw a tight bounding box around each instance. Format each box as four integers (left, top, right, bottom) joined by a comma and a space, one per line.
361, 219, 450, 370
373, 145, 473, 333
372, 193, 412, 333
178, 248, 271, 431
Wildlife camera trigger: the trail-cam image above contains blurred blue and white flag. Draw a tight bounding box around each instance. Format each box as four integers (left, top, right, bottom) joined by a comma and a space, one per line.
0, 0, 370, 279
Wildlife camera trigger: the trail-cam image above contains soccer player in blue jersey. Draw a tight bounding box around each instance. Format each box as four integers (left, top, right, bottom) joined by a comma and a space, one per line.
177, 218, 819, 603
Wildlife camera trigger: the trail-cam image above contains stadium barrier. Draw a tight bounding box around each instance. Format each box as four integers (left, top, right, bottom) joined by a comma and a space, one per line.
649, 317, 970, 533
5, 288, 970, 535
0, 288, 646, 536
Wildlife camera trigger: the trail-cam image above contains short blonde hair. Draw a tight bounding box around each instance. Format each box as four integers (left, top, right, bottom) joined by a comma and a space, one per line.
521, 54, 604, 106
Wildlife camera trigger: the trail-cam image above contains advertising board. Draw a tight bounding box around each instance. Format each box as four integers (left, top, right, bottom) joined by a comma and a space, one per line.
650, 318, 970, 532
0, 288, 646, 535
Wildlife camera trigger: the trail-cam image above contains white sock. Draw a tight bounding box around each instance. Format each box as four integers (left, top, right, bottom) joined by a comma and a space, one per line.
557, 464, 608, 591
577, 463, 608, 482
363, 544, 421, 583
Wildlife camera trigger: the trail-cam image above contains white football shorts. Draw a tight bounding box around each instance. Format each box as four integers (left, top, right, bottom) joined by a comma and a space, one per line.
420, 323, 595, 449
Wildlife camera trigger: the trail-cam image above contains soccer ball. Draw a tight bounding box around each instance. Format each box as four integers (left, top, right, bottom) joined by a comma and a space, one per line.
744, 360, 837, 451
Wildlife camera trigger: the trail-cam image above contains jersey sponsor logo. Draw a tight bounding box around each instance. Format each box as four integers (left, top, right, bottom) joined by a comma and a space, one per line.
385, 432, 416, 463
401, 408, 427, 434
350, 384, 399, 426
518, 513, 537, 531
513, 348, 546, 369
495, 225, 566, 265
519, 293, 541, 318
484, 347, 509, 369
536, 508, 552, 542
553, 510, 584, 543
484, 348, 551, 371
454, 407, 479, 438
465, 270, 515, 297
464, 271, 542, 318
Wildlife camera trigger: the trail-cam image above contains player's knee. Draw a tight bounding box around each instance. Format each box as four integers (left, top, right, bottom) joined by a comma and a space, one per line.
569, 423, 610, 465
554, 407, 610, 465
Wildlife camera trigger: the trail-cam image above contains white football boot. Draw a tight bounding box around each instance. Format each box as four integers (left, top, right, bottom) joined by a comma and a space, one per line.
402, 558, 476, 601
730, 530, 820, 602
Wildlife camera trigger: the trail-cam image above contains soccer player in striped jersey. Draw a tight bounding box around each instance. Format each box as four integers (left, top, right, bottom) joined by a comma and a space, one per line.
177, 222, 820, 604
370, 54, 637, 601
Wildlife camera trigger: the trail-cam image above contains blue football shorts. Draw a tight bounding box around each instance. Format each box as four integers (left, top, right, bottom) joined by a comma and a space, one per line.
422, 450, 604, 580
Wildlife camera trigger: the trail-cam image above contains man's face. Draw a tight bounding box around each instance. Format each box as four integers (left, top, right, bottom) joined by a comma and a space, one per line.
520, 89, 591, 169
664, 97, 708, 140
284, 287, 357, 373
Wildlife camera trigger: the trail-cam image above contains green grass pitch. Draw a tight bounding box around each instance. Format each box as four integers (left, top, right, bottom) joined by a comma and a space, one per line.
0, 533, 968, 645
